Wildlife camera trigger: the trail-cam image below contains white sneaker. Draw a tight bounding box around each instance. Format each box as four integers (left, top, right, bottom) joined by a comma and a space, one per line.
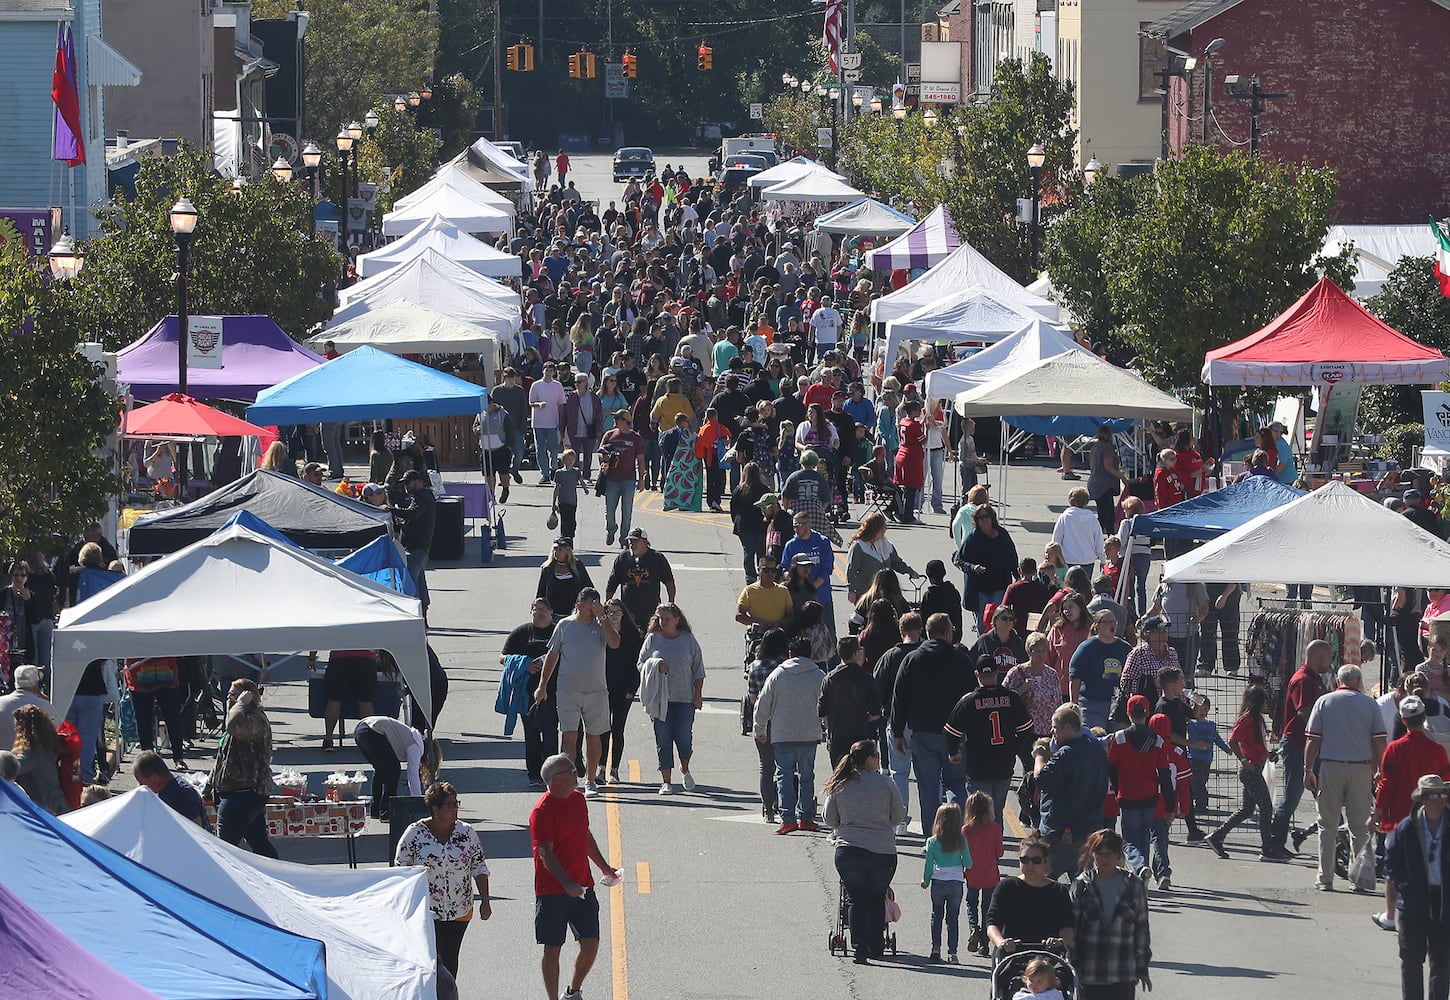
658, 782, 673, 795
609, 769, 621, 784
682, 771, 697, 791
584, 780, 600, 798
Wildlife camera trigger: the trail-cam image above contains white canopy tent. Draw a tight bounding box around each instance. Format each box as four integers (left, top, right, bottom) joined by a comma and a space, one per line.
1322, 224, 1439, 300
465, 137, 534, 190
760, 172, 865, 203
383, 186, 512, 237
951, 350, 1192, 421
923, 319, 1084, 401
404, 156, 517, 213
64, 788, 438, 1000
747, 155, 847, 189
52, 522, 431, 721
883, 287, 1046, 372
314, 301, 499, 380
357, 215, 521, 279
870, 239, 1059, 325
1163, 480, 1450, 587
334, 249, 521, 349
813, 198, 916, 238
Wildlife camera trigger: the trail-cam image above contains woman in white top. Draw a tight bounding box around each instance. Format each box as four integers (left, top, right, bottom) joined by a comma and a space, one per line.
1115, 497, 1153, 616
923, 403, 949, 515
353, 715, 426, 820
638, 603, 706, 795
394, 781, 491, 982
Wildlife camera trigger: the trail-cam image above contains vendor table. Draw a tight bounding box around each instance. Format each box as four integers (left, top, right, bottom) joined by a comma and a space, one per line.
207, 797, 370, 867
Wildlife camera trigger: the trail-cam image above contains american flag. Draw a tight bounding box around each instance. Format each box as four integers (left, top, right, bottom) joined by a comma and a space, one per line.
824, 0, 842, 73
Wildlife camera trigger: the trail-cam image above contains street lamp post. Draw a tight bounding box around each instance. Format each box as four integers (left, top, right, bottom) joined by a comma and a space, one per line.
1026, 142, 1046, 270
169, 197, 198, 500
47, 233, 84, 281
1201, 37, 1226, 145
1083, 155, 1103, 187
302, 140, 322, 234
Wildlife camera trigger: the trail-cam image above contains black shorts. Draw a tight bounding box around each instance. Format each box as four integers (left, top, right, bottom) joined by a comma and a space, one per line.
484, 446, 512, 475
534, 887, 600, 946
324, 655, 378, 703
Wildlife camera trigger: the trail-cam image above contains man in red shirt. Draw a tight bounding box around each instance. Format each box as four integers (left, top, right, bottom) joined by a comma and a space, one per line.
1270, 639, 1334, 854
1372, 696, 1450, 932
530, 753, 621, 1000
555, 151, 570, 186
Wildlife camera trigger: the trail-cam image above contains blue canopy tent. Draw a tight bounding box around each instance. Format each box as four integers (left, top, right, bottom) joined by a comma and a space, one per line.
336, 533, 418, 597
0, 780, 327, 1000
247, 345, 488, 425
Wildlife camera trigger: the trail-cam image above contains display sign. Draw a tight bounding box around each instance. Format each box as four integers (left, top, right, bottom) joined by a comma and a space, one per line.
906, 63, 921, 82
749, 103, 763, 119
0, 208, 53, 260
357, 182, 379, 212
840, 52, 862, 70
187, 316, 224, 370
604, 62, 628, 99
920, 82, 962, 104
817, 128, 834, 149
1424, 391, 1450, 455
844, 69, 862, 82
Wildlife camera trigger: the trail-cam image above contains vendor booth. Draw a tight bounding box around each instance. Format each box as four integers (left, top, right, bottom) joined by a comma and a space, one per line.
811, 198, 915, 239
333, 249, 521, 350
0, 780, 327, 1000
399, 157, 517, 214
882, 287, 1046, 371
247, 345, 487, 425
952, 350, 1191, 424
51, 521, 431, 722
66, 788, 438, 1000
864, 204, 961, 272
382, 185, 512, 238
463, 137, 534, 191
117, 315, 324, 402
314, 301, 501, 381
747, 155, 847, 189
357, 214, 523, 279
923, 319, 1084, 401
870, 238, 1059, 325
760, 172, 865, 204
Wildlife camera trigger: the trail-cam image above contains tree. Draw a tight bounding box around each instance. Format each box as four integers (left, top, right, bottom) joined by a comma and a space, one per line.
762, 93, 824, 161
353, 107, 443, 214
0, 242, 119, 553
254, 0, 438, 142
1359, 257, 1450, 431
69, 146, 343, 351
1043, 144, 1354, 404
427, 73, 484, 160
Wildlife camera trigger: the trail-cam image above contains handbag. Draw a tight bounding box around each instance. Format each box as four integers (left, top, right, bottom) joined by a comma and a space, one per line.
546, 510, 559, 530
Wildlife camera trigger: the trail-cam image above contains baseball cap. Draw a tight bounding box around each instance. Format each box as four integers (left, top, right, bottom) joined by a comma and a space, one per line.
302, 462, 327, 477
755, 492, 781, 509
1148, 713, 1173, 739
400, 469, 427, 485
627, 527, 648, 541
1400, 695, 1427, 719
1127, 694, 1152, 717
361, 483, 387, 499
1405, 489, 1423, 502
791, 552, 814, 566
975, 654, 1000, 674
613, 409, 632, 421
1269, 421, 1287, 432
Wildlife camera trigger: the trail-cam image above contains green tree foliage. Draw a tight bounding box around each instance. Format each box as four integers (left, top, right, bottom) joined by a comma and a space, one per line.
355, 108, 444, 213
69, 147, 343, 351
0, 242, 119, 552
762, 93, 825, 161
427, 73, 484, 160
255, 0, 439, 141
838, 55, 1076, 281
1359, 257, 1450, 431
1043, 144, 1354, 403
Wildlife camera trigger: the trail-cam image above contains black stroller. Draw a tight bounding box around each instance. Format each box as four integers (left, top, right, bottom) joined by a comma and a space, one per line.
827, 880, 898, 958
991, 945, 1079, 999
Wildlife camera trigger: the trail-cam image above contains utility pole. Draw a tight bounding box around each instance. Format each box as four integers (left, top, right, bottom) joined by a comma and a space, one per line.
1225, 75, 1288, 156
1154, 68, 1173, 161
493, 0, 503, 139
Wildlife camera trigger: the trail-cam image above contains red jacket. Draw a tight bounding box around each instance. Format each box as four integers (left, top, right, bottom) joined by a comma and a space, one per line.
1376, 729, 1450, 831
694, 419, 731, 467
1159, 742, 1193, 818
1280, 665, 1326, 747
1106, 724, 1172, 808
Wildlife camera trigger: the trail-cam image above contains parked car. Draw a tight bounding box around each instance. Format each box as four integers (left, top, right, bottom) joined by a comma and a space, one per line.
497, 140, 526, 162
612, 146, 656, 181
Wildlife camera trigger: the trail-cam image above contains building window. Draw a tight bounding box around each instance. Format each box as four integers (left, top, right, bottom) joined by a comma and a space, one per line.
1139, 23, 1171, 102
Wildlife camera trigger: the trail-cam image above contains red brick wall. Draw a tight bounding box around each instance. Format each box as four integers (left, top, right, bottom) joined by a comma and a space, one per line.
1172, 0, 1450, 223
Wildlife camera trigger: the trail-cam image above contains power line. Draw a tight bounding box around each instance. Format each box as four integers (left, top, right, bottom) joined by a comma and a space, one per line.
1211, 107, 1251, 147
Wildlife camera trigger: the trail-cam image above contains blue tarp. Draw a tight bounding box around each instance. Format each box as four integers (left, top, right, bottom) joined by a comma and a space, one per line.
1006, 416, 1137, 437
247, 345, 487, 425
1129, 476, 1306, 541
0, 780, 327, 1000
336, 533, 418, 597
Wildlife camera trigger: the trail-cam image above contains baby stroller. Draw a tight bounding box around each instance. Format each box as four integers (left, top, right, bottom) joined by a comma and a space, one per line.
827, 879, 898, 958
991, 945, 1079, 1000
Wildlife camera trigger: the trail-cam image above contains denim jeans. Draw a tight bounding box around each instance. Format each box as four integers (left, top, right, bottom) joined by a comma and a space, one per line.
652, 702, 696, 771
645, 437, 662, 486
604, 478, 634, 538
1149, 816, 1172, 879
930, 878, 964, 953
1080, 697, 1109, 733
67, 694, 107, 783
738, 531, 767, 583
968, 589, 1005, 639
755, 739, 778, 812
967, 776, 1012, 824
1120, 804, 1155, 874
534, 426, 560, 478
405, 546, 430, 610
509, 424, 526, 475
31, 620, 53, 672
773, 741, 818, 822
910, 730, 966, 835
217, 789, 279, 858
568, 436, 597, 479
1270, 740, 1306, 850
1127, 553, 1151, 616
966, 885, 994, 930
887, 725, 912, 819
835, 845, 898, 958
926, 448, 946, 511
523, 697, 560, 781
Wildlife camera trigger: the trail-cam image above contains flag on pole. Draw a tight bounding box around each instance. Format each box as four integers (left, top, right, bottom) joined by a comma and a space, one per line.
52, 24, 84, 166
824, 0, 842, 73
1433, 216, 1450, 298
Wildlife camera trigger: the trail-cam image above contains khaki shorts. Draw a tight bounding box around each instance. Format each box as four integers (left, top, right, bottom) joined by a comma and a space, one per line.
557, 689, 611, 735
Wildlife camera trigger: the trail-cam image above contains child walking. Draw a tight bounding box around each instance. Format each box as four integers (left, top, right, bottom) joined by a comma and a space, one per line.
962, 790, 1003, 957
1185, 694, 1233, 834
921, 801, 970, 964
551, 449, 582, 541
1207, 685, 1287, 862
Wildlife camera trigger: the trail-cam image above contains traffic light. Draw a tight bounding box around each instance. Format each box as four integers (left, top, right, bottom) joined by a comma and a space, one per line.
522, 43, 534, 72
507, 41, 534, 72
506, 44, 520, 72
621, 50, 636, 78
568, 52, 581, 79
697, 42, 713, 71
582, 50, 597, 79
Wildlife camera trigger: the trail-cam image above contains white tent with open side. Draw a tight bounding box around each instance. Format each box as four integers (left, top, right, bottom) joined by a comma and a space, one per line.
813, 198, 917, 239
407, 156, 517, 213
747, 155, 848, 189
923, 318, 1084, 401
1163, 480, 1450, 588
313, 301, 499, 381
760, 172, 865, 204
333, 249, 521, 350
64, 788, 438, 1000
870, 239, 1059, 325
883, 287, 1047, 372
951, 349, 1192, 420
383, 184, 513, 238
465, 137, 534, 190
357, 214, 522, 279
51, 521, 431, 721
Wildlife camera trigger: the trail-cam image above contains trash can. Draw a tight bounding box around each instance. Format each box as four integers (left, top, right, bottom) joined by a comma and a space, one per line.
429, 495, 465, 560
388, 795, 429, 863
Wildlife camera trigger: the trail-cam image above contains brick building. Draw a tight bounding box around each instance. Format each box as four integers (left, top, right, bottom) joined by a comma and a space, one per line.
1146, 0, 1450, 223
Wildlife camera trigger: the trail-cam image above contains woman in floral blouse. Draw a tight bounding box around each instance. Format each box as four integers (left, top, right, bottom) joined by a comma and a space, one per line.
395, 781, 492, 982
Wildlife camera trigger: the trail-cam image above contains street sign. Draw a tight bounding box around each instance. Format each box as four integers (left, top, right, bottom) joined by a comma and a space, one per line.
604, 62, 627, 99
919, 82, 962, 104
749, 103, 763, 120
817, 128, 833, 149
853, 86, 873, 104
840, 52, 862, 70
906, 63, 922, 82
844, 69, 862, 82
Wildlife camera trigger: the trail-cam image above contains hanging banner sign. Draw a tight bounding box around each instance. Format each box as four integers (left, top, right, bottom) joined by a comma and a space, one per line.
1423, 391, 1450, 454
187, 316, 224, 370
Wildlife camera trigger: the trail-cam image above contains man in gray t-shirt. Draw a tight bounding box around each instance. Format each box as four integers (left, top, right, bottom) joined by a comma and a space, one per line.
536, 587, 620, 797
1304, 664, 1387, 891
1149, 580, 1208, 672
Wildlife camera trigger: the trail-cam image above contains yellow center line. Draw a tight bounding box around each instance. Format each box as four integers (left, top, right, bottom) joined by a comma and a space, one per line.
605, 784, 629, 1000
1003, 796, 1027, 839
628, 759, 641, 783
635, 861, 652, 894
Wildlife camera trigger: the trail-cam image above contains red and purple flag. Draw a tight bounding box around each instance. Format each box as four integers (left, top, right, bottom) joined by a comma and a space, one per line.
52, 24, 84, 166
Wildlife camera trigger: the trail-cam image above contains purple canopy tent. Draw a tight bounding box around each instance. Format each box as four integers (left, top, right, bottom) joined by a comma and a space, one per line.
863, 204, 961, 272
116, 315, 325, 402
0, 883, 163, 1000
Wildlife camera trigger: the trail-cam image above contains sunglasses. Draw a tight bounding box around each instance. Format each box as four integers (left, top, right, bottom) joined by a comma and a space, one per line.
1020, 855, 1047, 865
1423, 792, 1448, 801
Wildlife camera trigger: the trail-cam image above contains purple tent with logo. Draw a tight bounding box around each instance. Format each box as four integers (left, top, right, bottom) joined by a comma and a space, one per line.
0, 882, 163, 1000
116, 315, 325, 402
863, 204, 961, 272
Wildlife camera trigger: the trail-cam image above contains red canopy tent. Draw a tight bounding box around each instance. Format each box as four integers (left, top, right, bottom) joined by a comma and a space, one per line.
121, 393, 270, 439
1202, 277, 1450, 387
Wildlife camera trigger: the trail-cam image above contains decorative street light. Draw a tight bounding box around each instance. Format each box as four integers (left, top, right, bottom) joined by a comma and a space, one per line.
419, 84, 433, 101
336, 129, 356, 247
815, 84, 827, 97
301, 141, 323, 234
407, 91, 421, 107
922, 107, 937, 129
169, 196, 199, 500
782, 73, 794, 86
892, 105, 907, 121
230, 176, 246, 197
1083, 156, 1103, 187
270, 156, 293, 183
1026, 142, 1046, 270
852, 91, 863, 109
870, 96, 882, 114
364, 109, 380, 133
393, 95, 407, 112
800, 79, 811, 94
47, 233, 83, 281
346, 120, 364, 141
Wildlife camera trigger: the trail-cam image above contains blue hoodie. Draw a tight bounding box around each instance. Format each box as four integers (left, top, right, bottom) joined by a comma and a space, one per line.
781, 530, 835, 604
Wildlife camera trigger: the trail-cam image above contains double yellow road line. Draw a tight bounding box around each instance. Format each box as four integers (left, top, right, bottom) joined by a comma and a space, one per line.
604, 759, 652, 1000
